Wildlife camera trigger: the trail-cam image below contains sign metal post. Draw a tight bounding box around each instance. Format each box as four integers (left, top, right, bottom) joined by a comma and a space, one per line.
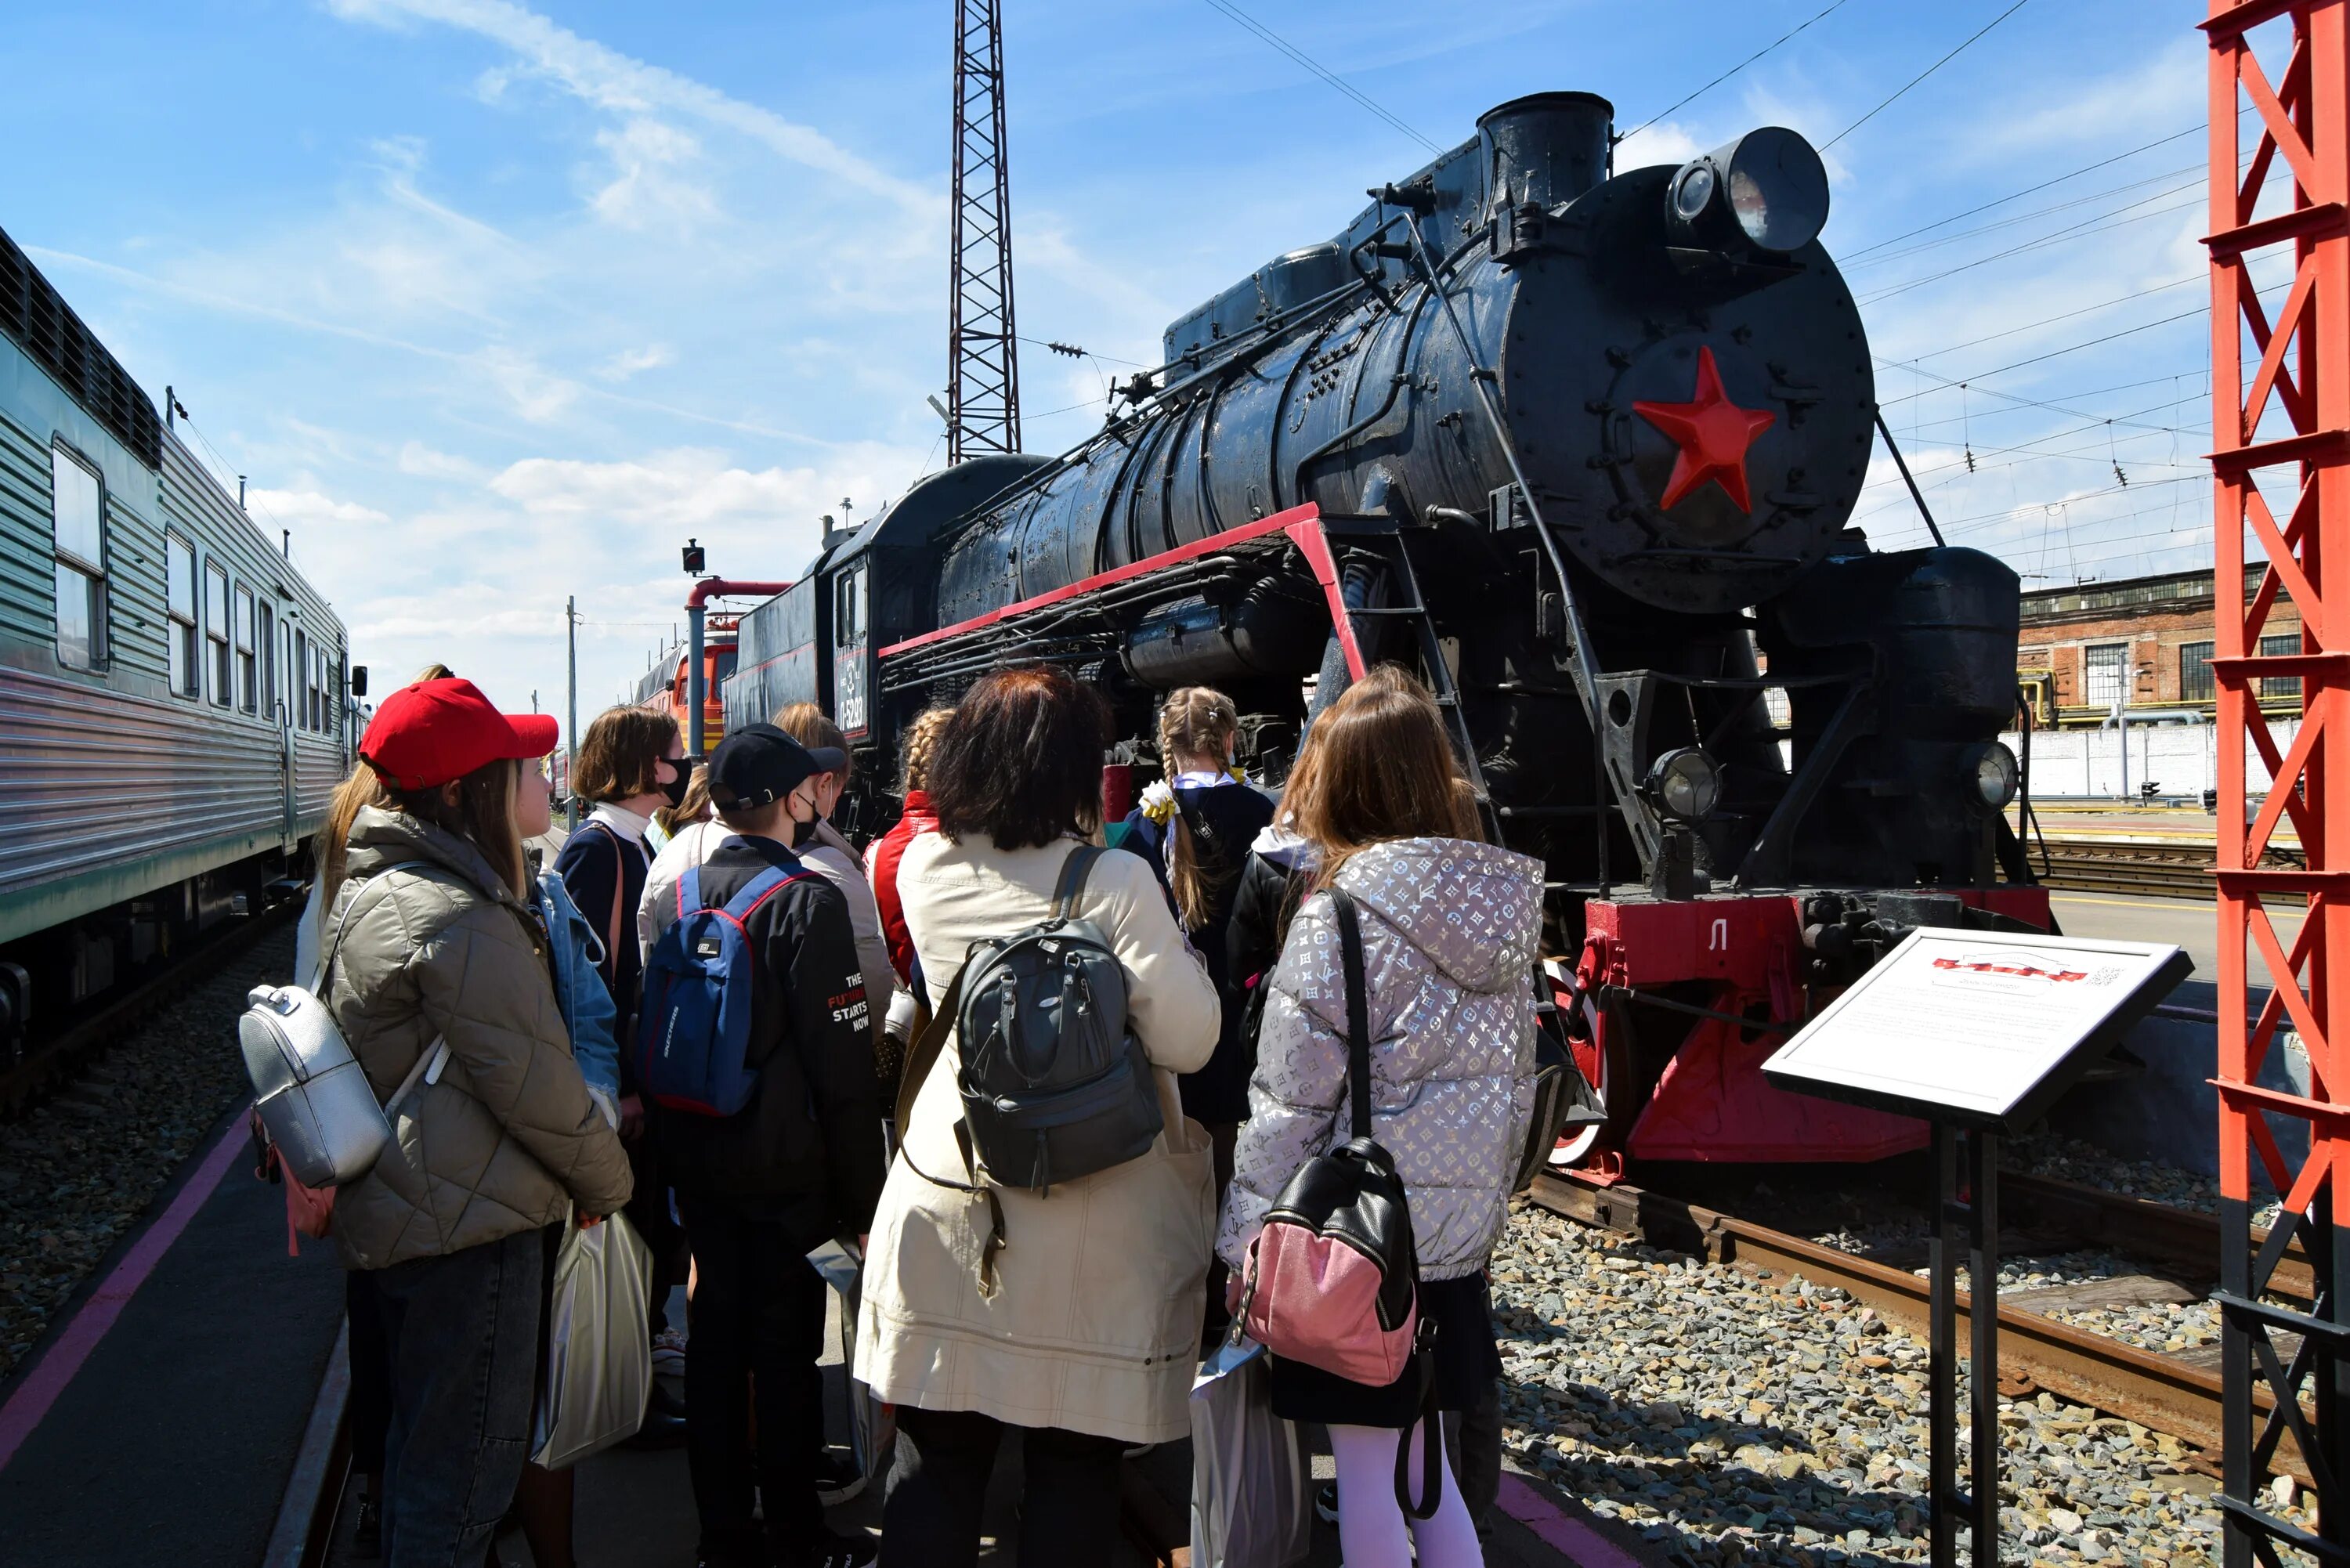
1763, 927, 2190, 1568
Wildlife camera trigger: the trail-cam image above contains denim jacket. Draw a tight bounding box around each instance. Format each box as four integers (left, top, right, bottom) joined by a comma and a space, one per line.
533, 869, 622, 1103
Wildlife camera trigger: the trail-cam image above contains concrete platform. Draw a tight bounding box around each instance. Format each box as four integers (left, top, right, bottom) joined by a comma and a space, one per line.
315, 1288, 1652, 1568
2043, 887, 2294, 979
0, 1108, 346, 1567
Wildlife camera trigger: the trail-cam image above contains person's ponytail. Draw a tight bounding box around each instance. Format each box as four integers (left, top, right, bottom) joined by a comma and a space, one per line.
1156, 687, 1240, 930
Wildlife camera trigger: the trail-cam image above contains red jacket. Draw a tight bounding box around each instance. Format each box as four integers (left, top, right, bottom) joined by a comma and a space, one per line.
866, 789, 938, 985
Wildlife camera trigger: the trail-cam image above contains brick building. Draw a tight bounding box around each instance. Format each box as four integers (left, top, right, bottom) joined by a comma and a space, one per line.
2017, 565, 2303, 727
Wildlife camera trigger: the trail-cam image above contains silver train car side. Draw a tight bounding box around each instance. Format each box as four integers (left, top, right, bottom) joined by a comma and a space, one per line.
0, 226, 352, 1050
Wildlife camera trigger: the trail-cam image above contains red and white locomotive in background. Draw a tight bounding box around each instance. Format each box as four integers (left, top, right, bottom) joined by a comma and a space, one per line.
705, 92, 2048, 1175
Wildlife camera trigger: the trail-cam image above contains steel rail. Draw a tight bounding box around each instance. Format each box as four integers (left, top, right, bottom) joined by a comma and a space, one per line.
2001, 1169, 2315, 1302
1526, 1170, 2314, 1486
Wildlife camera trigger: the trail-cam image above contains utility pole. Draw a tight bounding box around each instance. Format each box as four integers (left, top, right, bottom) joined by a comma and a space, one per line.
566, 595, 580, 832
948, 0, 1021, 461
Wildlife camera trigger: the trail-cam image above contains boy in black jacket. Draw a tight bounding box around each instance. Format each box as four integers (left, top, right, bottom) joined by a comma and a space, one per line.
645, 724, 884, 1568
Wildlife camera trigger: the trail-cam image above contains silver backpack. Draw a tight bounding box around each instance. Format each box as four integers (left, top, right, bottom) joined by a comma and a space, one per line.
240, 871, 452, 1188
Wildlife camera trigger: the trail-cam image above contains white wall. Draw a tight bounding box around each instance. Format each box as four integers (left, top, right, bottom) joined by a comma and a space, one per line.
2005, 720, 2298, 800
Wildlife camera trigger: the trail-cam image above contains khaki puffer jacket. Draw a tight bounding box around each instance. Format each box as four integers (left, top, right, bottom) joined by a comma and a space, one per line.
325, 807, 634, 1270
1218, 836, 1542, 1281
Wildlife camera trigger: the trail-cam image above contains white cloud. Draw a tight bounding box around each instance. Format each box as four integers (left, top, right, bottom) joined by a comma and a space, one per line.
595, 343, 673, 381
1615, 121, 1706, 172
326, 0, 938, 217
490, 446, 834, 530
590, 119, 717, 232
470, 345, 579, 422
247, 486, 393, 527
1975, 38, 2204, 161
396, 440, 486, 479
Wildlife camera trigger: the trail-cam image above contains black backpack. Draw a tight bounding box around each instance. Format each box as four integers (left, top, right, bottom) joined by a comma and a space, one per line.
895, 847, 1166, 1284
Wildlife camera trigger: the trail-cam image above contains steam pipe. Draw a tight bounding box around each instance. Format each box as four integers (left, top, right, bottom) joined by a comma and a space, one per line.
685, 578, 794, 759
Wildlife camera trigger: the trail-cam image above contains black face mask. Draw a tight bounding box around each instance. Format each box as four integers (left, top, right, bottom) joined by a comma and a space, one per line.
657, 764, 690, 809
791, 813, 819, 848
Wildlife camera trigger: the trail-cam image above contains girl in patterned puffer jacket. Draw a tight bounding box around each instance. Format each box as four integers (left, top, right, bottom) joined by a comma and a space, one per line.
1218, 666, 1542, 1568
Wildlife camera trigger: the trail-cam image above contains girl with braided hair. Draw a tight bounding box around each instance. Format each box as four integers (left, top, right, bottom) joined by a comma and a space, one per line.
1120, 687, 1274, 1324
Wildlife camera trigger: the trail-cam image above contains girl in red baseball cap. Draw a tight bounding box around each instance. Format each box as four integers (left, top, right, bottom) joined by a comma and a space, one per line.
322, 677, 633, 1567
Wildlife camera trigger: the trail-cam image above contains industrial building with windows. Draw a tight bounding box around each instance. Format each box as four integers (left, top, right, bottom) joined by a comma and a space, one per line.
2016, 565, 2303, 726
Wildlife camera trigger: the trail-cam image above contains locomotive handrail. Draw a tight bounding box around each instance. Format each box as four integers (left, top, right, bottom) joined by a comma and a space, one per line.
1394, 204, 1621, 844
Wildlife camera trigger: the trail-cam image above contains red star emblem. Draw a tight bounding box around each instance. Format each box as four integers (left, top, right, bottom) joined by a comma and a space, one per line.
1632, 346, 1777, 512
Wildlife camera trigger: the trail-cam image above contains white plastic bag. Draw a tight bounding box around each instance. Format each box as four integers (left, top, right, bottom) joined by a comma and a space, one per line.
1189, 1333, 1311, 1568
531, 1211, 654, 1470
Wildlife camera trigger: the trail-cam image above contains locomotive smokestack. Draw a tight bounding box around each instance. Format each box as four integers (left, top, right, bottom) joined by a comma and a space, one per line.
1477, 92, 1614, 215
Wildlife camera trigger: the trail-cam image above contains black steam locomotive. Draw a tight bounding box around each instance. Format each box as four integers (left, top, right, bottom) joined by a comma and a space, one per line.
719, 92, 2048, 1169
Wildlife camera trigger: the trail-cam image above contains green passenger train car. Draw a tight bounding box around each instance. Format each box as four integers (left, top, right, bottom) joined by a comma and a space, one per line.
0, 226, 352, 1051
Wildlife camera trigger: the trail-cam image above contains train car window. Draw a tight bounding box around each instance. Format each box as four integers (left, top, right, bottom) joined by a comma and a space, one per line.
836, 569, 859, 643
258, 601, 277, 719
280, 622, 295, 724
309, 645, 325, 731
165, 534, 198, 696
50, 446, 107, 670
294, 628, 309, 730
206, 562, 233, 706
235, 588, 258, 714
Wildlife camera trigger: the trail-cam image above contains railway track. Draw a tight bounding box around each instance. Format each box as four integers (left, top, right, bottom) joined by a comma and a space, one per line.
2026, 835, 2304, 899
1526, 1168, 2316, 1487
0, 900, 302, 1116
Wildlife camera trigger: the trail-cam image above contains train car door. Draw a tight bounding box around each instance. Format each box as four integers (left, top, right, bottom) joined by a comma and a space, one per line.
833, 562, 870, 741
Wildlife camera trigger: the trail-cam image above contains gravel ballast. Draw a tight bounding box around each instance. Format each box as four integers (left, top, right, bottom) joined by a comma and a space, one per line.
0, 924, 294, 1381
1486, 1199, 2324, 1566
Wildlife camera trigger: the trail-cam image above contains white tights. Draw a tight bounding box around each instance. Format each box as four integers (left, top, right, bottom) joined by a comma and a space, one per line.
1326, 1419, 1484, 1568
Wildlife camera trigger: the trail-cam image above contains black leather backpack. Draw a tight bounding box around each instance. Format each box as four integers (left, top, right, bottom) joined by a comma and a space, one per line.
894, 846, 1166, 1287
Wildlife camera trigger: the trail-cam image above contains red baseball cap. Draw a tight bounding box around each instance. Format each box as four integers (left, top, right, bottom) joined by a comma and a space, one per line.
360, 677, 562, 791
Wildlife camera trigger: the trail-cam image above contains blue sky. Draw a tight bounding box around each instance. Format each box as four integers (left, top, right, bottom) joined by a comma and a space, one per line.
0, 0, 2227, 720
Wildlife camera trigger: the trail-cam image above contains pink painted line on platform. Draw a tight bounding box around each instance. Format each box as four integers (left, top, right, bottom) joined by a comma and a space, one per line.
0, 1117, 246, 1473
1499, 1473, 1647, 1568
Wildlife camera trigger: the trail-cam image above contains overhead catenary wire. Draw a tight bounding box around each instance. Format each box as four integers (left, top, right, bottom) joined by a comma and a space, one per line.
1014, 333, 1149, 368
1822, 0, 2037, 150
1875, 309, 2210, 409
1839, 123, 2214, 259
1195, 0, 1441, 153
1618, 0, 1856, 144
1842, 170, 2205, 273
1856, 192, 2205, 305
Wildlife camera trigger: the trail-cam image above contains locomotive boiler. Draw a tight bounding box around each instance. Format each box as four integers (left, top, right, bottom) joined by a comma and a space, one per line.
721, 92, 2050, 1171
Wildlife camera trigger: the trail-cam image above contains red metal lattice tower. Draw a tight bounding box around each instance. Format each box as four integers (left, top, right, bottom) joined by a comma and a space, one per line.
948, 0, 1021, 463
2207, 2, 2348, 1558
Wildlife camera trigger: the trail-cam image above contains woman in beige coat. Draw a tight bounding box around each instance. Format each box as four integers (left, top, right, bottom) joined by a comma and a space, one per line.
854, 667, 1219, 1568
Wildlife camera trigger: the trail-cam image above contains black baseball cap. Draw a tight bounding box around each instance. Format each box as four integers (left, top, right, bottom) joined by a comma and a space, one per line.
706, 723, 846, 811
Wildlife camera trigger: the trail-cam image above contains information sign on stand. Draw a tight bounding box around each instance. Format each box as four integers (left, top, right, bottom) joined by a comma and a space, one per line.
1761, 929, 2192, 1568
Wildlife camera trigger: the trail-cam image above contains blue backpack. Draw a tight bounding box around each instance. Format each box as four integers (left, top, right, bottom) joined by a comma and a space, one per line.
637, 862, 808, 1117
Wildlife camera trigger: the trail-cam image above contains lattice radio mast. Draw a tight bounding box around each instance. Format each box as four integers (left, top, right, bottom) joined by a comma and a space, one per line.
947, 0, 1021, 462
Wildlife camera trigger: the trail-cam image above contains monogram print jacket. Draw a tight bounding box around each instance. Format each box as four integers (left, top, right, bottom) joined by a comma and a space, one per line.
1218, 836, 1544, 1281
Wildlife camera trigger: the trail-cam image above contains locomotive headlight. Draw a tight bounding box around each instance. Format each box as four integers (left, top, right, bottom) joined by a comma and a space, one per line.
1644, 747, 1722, 824
1666, 127, 1831, 255
1966, 742, 2021, 811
